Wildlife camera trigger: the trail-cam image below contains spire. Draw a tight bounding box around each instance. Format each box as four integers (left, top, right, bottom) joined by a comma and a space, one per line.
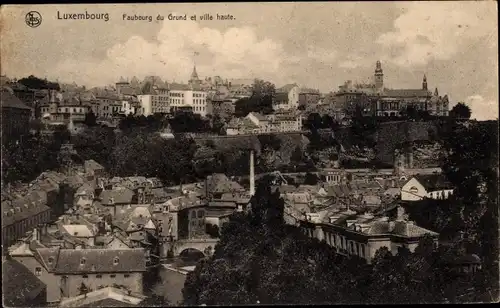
422, 74, 428, 90
191, 65, 199, 80
434, 87, 439, 96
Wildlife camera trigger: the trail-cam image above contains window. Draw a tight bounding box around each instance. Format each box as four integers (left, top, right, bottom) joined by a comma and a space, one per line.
124, 274, 130, 278
35, 267, 42, 276
110, 274, 116, 278
82, 274, 88, 278
409, 186, 419, 194
113, 257, 119, 265
96, 274, 102, 278
48, 257, 54, 264
80, 258, 86, 265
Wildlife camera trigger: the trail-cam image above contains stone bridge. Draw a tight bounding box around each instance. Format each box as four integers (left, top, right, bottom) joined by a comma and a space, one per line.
170, 238, 220, 257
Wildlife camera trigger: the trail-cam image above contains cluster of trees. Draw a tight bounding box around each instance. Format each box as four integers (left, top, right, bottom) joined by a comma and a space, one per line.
449, 102, 472, 120
73, 127, 198, 186
182, 179, 496, 305
234, 79, 275, 117
1, 126, 70, 184
118, 112, 218, 134
17, 75, 60, 90
303, 113, 340, 130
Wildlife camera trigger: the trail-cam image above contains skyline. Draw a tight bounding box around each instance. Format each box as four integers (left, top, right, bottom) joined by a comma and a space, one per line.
1, 2, 498, 120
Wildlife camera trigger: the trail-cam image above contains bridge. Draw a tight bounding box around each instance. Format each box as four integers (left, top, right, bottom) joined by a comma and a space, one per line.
169, 238, 220, 257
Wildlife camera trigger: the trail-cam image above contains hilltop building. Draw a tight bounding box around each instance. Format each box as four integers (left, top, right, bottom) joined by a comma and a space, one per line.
335, 61, 450, 117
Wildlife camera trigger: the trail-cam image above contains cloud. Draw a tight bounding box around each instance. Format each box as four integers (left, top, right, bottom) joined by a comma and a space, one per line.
53, 18, 286, 87
376, 2, 495, 68
338, 54, 374, 69
463, 95, 498, 121
306, 47, 338, 63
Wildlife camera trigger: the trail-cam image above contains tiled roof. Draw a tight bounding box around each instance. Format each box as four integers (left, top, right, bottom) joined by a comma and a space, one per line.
392, 220, 439, 238
59, 287, 145, 307
413, 174, 453, 191
2, 199, 51, 227
1, 89, 32, 110
361, 195, 381, 205
54, 248, 147, 274
169, 83, 190, 91
206, 174, 245, 193
100, 188, 135, 205
85, 160, 105, 172
277, 84, 298, 93
62, 224, 95, 237
274, 92, 289, 102
2, 259, 47, 306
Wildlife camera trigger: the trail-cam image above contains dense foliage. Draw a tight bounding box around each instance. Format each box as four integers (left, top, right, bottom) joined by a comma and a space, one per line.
234, 79, 275, 117
449, 102, 472, 119
182, 178, 497, 305
17, 75, 60, 90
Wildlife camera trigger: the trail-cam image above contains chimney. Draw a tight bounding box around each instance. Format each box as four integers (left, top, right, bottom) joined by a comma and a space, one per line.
205, 177, 209, 200
33, 228, 39, 242
249, 150, 255, 196
396, 205, 406, 221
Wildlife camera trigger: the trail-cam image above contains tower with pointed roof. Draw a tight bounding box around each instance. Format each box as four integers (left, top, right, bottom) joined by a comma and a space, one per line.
434, 87, 439, 97
422, 75, 428, 90
188, 65, 201, 87
374, 60, 384, 90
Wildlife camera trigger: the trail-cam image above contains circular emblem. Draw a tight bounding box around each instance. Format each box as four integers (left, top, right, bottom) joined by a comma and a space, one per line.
25, 11, 42, 28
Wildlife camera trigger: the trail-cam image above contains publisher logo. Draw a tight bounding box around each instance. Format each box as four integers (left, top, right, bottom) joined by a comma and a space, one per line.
26, 11, 42, 28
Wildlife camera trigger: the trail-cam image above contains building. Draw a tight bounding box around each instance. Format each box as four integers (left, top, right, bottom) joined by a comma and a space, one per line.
298, 88, 321, 109
274, 84, 300, 111
400, 174, 454, 201
207, 96, 235, 120
299, 206, 439, 264
137, 90, 170, 116
2, 191, 52, 253
1, 88, 32, 142
8, 234, 147, 304
39, 95, 90, 126
335, 61, 450, 117
169, 83, 208, 117
226, 112, 303, 135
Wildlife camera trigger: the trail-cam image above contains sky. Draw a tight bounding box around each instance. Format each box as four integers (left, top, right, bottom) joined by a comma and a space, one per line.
1, 2, 498, 120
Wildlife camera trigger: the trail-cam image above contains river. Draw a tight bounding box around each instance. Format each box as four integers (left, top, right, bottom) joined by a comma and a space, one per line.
151, 255, 203, 305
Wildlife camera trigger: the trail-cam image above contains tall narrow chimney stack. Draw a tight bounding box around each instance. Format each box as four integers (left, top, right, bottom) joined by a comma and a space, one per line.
249, 150, 255, 196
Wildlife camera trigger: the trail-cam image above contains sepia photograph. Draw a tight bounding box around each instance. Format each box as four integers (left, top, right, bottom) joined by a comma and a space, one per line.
1, 1, 499, 306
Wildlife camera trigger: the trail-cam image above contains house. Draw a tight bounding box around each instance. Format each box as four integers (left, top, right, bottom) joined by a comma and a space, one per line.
298, 88, 321, 109
274, 84, 300, 110
300, 206, 439, 264
401, 174, 454, 201
1, 87, 32, 142
61, 224, 96, 247
2, 193, 52, 253
99, 187, 135, 215
8, 236, 147, 304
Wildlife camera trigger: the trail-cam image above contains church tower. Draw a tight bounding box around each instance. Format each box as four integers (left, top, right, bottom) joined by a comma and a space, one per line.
434, 87, 439, 96
188, 65, 201, 87
422, 74, 428, 90
374, 60, 384, 89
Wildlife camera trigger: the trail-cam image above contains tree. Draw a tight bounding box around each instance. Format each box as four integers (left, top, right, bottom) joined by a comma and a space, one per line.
83, 110, 97, 127
303, 172, 319, 185
18, 75, 60, 90
450, 102, 471, 119
78, 282, 89, 297
305, 113, 323, 130
290, 145, 304, 168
